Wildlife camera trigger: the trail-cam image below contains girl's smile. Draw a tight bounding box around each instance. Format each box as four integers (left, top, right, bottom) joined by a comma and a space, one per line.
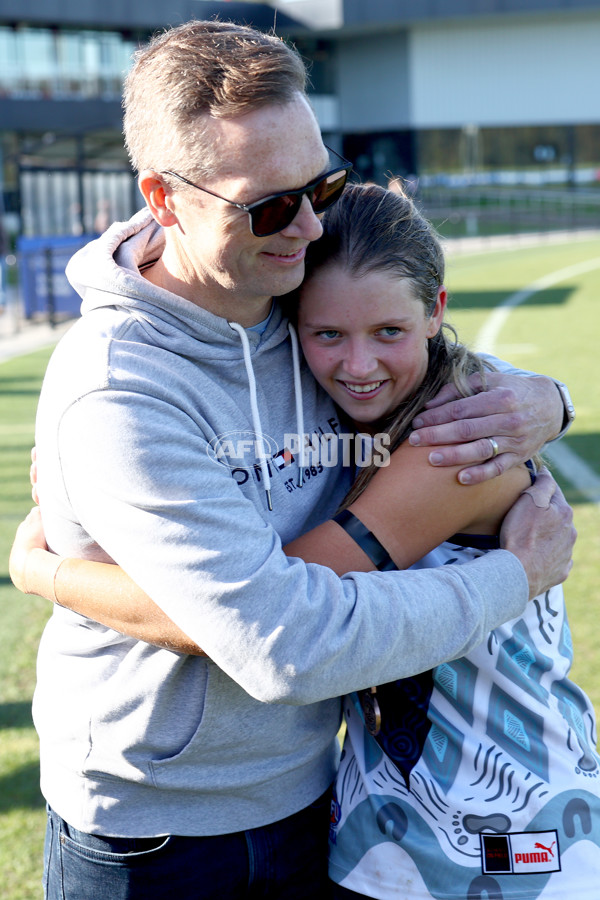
298, 265, 446, 430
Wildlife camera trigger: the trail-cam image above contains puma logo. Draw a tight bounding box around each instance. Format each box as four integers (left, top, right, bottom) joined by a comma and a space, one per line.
534, 841, 555, 858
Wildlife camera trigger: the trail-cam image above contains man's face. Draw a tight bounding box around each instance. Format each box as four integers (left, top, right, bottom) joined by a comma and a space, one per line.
161, 94, 330, 325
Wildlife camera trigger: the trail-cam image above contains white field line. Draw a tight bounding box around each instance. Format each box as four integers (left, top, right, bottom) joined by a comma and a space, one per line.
544, 442, 600, 505
473, 257, 600, 505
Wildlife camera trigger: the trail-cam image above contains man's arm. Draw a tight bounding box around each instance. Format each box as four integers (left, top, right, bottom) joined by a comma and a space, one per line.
14, 431, 574, 679
33, 381, 538, 706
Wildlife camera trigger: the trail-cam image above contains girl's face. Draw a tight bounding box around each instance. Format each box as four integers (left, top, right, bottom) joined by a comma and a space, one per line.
298, 265, 446, 429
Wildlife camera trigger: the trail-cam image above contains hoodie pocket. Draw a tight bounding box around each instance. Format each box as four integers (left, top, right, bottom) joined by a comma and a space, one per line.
148, 665, 250, 791
83, 653, 212, 786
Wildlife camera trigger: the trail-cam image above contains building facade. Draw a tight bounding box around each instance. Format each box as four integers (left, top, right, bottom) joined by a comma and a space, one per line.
1, 0, 599, 238
328, 0, 600, 188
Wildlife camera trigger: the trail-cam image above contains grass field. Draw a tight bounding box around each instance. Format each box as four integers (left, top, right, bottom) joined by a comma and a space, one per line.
0, 234, 599, 898
444, 233, 600, 714
0, 348, 57, 900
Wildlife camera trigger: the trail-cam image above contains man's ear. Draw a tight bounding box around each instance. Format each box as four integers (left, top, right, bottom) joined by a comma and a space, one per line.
138, 170, 178, 227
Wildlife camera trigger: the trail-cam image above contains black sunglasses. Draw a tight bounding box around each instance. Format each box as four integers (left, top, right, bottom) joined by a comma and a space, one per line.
161, 147, 352, 237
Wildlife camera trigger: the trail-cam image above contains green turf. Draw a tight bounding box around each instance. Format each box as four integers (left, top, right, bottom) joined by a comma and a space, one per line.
1, 237, 599, 897
446, 238, 600, 475
0, 348, 54, 899
445, 236, 600, 708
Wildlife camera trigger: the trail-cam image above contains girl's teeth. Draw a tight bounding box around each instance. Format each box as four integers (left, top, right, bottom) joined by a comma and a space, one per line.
345, 382, 381, 394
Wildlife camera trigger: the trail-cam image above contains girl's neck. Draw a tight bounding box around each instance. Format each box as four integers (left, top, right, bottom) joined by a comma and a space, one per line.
352, 420, 383, 437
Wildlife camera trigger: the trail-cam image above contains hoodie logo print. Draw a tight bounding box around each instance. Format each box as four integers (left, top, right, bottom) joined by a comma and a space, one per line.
207, 430, 278, 470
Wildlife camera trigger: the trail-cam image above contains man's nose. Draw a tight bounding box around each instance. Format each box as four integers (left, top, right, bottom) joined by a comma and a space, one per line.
281, 195, 324, 242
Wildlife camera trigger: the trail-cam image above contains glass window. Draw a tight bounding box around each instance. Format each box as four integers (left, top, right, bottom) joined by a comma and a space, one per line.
21, 28, 55, 84
0, 29, 19, 88
0, 26, 136, 99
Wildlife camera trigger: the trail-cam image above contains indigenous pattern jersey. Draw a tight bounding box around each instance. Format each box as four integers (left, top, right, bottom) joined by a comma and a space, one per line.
329, 536, 600, 899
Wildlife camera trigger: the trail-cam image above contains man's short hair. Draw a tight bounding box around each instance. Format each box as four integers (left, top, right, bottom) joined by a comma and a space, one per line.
123, 19, 308, 180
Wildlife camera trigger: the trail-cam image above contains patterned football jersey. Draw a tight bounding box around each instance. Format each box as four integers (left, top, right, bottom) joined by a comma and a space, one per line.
329, 537, 600, 899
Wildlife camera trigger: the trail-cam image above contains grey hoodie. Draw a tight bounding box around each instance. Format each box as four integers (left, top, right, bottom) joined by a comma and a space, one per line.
33, 209, 528, 837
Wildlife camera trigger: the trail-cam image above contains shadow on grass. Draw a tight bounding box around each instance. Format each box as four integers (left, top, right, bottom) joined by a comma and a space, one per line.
0, 761, 44, 813
547, 432, 600, 507
0, 376, 45, 397
0, 762, 46, 815
0, 575, 18, 589
565, 433, 600, 471
0, 702, 34, 730
449, 286, 575, 311
0, 703, 44, 813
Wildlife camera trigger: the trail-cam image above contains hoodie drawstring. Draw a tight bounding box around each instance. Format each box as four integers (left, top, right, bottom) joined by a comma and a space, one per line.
287, 323, 306, 487
228, 320, 307, 511
229, 321, 273, 511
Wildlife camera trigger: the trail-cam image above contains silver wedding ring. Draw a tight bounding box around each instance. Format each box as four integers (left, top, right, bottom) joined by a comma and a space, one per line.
488, 437, 500, 459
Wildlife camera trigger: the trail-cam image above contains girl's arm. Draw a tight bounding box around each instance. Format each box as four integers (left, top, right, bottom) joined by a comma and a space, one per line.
287, 441, 532, 570
10, 509, 204, 655
10, 445, 530, 654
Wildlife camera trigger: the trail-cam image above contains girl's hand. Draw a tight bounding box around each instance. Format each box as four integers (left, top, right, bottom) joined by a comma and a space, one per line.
9, 507, 50, 595
30, 446, 39, 505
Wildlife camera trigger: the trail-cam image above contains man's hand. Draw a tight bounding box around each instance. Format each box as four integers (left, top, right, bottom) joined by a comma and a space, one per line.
9, 507, 50, 595
499, 468, 576, 600
409, 373, 564, 484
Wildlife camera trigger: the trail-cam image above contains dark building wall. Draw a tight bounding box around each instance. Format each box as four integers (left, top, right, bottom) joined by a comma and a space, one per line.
0, 98, 123, 132
0, 1, 304, 32
342, 0, 600, 28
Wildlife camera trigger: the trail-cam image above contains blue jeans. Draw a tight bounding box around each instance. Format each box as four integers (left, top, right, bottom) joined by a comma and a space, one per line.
44, 792, 333, 899
331, 884, 370, 898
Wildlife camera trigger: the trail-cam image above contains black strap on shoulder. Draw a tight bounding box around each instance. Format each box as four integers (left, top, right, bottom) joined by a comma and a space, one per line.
333, 509, 396, 571
447, 532, 500, 550
525, 458, 537, 484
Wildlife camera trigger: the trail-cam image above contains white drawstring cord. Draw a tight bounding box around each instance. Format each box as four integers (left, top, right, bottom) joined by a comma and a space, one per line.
229, 322, 273, 511
287, 323, 306, 487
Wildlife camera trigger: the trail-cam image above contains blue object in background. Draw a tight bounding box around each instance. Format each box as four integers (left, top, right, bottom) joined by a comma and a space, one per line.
17, 234, 96, 320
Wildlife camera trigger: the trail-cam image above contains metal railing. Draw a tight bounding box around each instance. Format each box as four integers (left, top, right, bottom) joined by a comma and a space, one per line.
417, 186, 600, 238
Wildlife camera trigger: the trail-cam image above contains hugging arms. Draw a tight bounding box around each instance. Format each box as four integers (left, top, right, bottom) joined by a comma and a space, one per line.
11, 367, 573, 656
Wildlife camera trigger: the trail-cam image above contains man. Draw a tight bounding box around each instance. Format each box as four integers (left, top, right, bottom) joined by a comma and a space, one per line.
26, 20, 574, 899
